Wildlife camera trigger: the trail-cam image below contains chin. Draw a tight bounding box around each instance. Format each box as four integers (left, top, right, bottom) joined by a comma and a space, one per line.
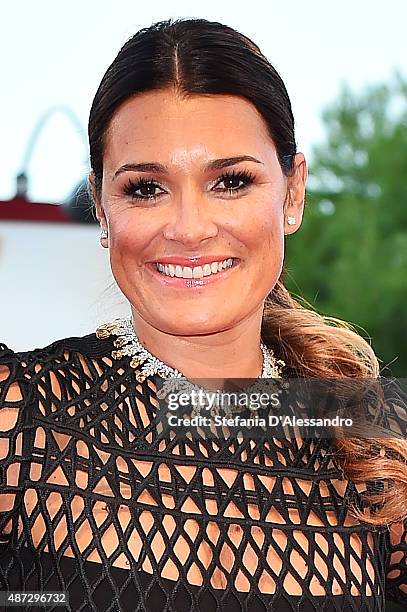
155, 316, 235, 337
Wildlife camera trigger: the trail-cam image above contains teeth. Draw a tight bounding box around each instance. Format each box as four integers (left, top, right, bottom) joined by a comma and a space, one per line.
192, 266, 203, 279
155, 258, 235, 278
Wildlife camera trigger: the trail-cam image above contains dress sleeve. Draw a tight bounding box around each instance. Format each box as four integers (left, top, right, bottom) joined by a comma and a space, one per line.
0, 343, 32, 545
386, 519, 407, 606
382, 377, 407, 606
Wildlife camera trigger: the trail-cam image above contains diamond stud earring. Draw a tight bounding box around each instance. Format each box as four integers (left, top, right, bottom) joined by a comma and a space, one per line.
287, 216, 296, 225
100, 229, 108, 239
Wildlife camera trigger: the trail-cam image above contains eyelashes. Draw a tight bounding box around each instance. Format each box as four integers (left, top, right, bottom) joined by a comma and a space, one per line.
122, 169, 256, 202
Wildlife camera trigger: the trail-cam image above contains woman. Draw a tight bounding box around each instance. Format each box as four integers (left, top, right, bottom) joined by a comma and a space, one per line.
1, 17, 406, 612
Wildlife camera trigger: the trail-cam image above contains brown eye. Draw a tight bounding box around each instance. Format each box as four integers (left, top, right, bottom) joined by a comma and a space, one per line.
123, 178, 165, 201
214, 169, 255, 195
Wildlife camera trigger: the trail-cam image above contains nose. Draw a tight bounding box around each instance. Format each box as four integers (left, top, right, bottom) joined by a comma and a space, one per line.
162, 187, 219, 246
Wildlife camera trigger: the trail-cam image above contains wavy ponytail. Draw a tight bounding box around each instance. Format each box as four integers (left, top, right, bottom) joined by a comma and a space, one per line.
263, 278, 407, 526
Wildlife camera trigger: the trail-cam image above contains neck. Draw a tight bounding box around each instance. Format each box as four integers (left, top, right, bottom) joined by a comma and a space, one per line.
130, 306, 265, 382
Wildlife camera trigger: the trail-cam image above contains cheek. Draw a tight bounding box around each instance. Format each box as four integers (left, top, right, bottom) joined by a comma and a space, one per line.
259, 232, 284, 274
233, 210, 283, 254
108, 214, 153, 260
239, 206, 284, 274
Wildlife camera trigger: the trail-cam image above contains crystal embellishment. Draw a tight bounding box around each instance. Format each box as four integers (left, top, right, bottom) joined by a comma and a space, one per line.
96, 317, 286, 383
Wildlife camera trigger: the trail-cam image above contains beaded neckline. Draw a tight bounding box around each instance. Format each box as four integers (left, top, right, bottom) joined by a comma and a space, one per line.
96, 317, 286, 383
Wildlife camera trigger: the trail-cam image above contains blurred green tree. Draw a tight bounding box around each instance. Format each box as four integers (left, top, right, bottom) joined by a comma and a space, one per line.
285, 71, 407, 377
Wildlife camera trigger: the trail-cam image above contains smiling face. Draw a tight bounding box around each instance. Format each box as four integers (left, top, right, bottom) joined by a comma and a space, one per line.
92, 88, 306, 337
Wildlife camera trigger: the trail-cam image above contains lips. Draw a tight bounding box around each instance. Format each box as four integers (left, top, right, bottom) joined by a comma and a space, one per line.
147, 255, 239, 266
145, 258, 240, 287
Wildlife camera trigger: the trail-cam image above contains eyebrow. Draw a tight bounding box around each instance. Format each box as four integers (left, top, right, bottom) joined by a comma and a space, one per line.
112, 155, 263, 181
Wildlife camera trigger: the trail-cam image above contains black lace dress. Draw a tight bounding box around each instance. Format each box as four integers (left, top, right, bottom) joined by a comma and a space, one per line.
0, 327, 406, 612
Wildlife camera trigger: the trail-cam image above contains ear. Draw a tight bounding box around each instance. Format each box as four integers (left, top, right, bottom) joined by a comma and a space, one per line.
283, 152, 307, 235
88, 172, 109, 249
88, 172, 106, 227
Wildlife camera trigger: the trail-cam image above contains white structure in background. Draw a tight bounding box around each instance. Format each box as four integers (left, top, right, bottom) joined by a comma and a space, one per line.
0, 221, 129, 351
0, 106, 130, 351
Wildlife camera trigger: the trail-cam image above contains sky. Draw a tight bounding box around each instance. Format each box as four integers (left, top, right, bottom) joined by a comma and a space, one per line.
1, 0, 406, 204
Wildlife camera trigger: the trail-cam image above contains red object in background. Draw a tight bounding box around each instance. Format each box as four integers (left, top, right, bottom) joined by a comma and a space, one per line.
0, 195, 71, 223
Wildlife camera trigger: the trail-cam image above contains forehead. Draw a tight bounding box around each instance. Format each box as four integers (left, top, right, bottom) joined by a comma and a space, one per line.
104, 89, 276, 168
